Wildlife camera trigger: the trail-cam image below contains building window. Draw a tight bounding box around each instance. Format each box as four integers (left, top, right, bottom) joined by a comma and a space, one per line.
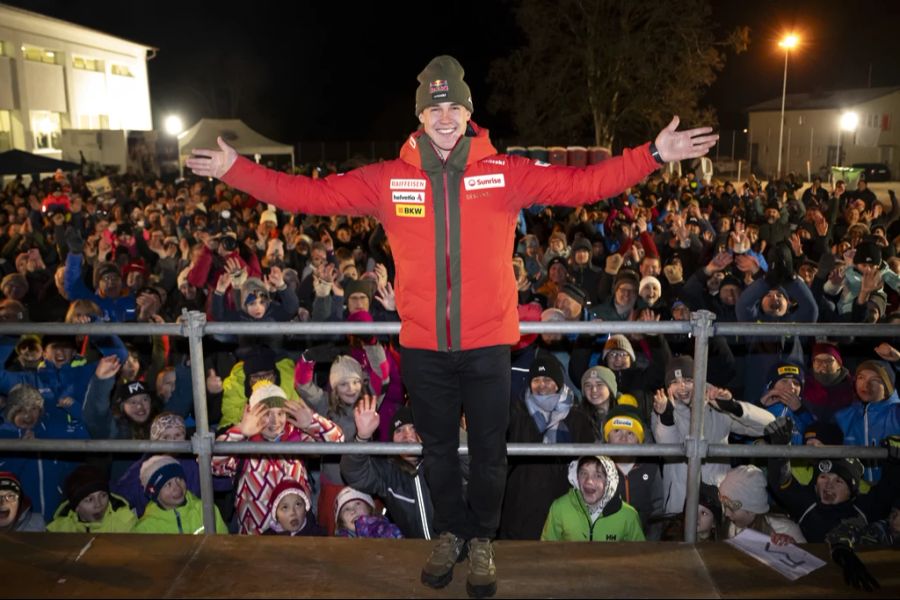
111, 63, 133, 77
0, 110, 11, 152
31, 110, 61, 150
73, 55, 103, 71
22, 45, 59, 64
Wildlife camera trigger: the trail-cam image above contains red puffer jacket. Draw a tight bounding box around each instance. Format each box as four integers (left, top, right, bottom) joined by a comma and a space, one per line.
222, 123, 658, 351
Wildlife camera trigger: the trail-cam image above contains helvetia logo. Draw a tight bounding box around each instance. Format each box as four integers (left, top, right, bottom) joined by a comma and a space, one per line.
392, 191, 425, 204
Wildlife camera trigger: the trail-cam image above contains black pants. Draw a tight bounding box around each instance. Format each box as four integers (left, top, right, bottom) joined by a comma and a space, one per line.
400, 344, 510, 540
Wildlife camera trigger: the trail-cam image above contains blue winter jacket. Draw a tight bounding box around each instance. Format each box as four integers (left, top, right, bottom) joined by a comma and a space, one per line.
834, 391, 900, 483
64, 253, 137, 322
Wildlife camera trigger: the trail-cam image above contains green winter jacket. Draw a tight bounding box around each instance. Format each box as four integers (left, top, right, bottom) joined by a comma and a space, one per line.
134, 491, 227, 534
541, 456, 645, 542
219, 357, 299, 428
47, 493, 137, 533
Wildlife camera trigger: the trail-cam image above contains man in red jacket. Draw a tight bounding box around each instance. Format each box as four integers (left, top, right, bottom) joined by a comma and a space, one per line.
187, 55, 716, 598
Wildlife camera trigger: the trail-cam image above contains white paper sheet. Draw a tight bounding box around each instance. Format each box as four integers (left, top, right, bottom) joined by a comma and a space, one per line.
725, 528, 827, 581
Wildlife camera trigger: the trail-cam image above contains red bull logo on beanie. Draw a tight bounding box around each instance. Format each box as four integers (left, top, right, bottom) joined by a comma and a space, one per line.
429, 79, 449, 94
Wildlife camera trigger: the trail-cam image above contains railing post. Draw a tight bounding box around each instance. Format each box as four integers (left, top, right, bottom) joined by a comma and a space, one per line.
184, 310, 217, 535
684, 309, 716, 543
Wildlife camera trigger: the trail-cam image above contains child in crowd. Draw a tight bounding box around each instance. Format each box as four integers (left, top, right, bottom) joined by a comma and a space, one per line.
47, 465, 136, 533
333, 487, 402, 538
296, 354, 372, 534
719, 464, 805, 544
212, 381, 343, 534
262, 479, 325, 536
541, 455, 645, 542
579, 366, 618, 437
134, 455, 227, 534
0, 471, 45, 532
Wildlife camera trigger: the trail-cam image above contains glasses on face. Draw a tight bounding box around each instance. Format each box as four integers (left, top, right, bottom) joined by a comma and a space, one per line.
719, 495, 742, 513
0, 492, 18, 503
812, 357, 836, 367
607, 350, 630, 361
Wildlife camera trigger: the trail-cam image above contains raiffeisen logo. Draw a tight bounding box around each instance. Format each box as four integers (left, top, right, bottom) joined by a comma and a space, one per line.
464, 174, 505, 190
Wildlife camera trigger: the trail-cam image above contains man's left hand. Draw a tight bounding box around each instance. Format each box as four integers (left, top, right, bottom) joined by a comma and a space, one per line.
654, 116, 718, 162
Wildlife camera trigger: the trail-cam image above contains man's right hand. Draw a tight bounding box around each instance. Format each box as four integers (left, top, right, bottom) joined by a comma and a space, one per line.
185, 136, 239, 179
765, 416, 793, 446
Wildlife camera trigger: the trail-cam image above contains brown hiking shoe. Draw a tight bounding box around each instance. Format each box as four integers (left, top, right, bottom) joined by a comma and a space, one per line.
466, 538, 497, 598
421, 531, 468, 589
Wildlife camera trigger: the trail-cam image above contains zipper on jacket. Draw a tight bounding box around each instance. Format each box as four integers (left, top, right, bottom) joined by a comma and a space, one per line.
443, 169, 453, 350
175, 508, 184, 534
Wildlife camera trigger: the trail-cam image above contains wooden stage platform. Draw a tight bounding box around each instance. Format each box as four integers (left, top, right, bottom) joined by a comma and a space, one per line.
1, 533, 897, 598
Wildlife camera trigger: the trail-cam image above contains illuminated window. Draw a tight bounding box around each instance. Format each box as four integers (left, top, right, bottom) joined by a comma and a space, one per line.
31, 110, 62, 149
0, 110, 11, 152
111, 63, 133, 77
22, 45, 59, 64
73, 55, 103, 71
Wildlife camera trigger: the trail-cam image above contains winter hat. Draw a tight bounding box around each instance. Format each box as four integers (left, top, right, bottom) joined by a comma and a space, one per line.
720, 273, 744, 291
558, 282, 587, 308
150, 413, 186, 441
665, 355, 695, 387
267, 479, 312, 526
815, 458, 864, 497
581, 366, 618, 399
540, 307, 566, 322
529, 354, 565, 391
567, 456, 619, 512
546, 255, 568, 274
614, 269, 640, 292
602, 335, 635, 362
115, 380, 148, 405
617, 394, 639, 409
811, 342, 843, 367
853, 241, 882, 267
248, 380, 287, 409
243, 346, 277, 378
803, 421, 844, 446
603, 405, 646, 444
334, 487, 375, 528
140, 456, 185, 502
856, 360, 896, 398
329, 355, 364, 390
64, 465, 108, 509
415, 55, 473, 116
343, 279, 376, 304
549, 231, 568, 246
240, 277, 269, 307
260, 210, 278, 225
572, 237, 593, 253
698, 481, 723, 526
718, 465, 769, 515
766, 361, 805, 390
391, 405, 415, 437
868, 292, 887, 319
93, 261, 121, 284
639, 276, 662, 295
0, 472, 22, 498
3, 383, 44, 423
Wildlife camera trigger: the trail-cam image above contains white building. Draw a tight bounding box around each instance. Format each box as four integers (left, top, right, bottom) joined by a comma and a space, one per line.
747, 86, 900, 180
0, 3, 154, 163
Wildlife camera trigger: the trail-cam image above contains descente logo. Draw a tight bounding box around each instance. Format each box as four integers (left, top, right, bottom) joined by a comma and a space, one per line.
464, 174, 505, 191
392, 191, 425, 204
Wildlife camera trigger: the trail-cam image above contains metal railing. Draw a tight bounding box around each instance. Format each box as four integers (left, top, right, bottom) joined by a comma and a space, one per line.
0, 311, 896, 541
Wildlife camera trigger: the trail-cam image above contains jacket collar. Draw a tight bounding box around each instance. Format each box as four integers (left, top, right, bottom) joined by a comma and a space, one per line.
399, 121, 497, 171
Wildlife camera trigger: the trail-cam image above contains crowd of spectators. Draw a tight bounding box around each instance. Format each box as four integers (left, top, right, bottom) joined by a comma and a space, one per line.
0, 162, 897, 586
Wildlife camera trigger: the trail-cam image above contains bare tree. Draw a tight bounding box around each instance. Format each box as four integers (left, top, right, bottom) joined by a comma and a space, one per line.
489, 0, 748, 149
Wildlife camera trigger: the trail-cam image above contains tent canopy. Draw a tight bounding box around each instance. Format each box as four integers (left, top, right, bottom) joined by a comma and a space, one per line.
0, 149, 80, 175
177, 119, 294, 163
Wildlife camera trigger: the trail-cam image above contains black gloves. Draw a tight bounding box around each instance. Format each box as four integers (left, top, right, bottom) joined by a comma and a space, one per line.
882, 434, 900, 464
712, 396, 743, 418
832, 547, 880, 592
765, 416, 793, 446
65, 227, 84, 255
302, 344, 348, 365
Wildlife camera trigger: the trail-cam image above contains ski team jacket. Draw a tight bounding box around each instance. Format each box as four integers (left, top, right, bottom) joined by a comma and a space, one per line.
222, 123, 660, 351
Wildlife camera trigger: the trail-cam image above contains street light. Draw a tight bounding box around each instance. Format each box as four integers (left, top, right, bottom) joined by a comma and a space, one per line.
836, 111, 858, 167
776, 34, 799, 179
164, 115, 184, 136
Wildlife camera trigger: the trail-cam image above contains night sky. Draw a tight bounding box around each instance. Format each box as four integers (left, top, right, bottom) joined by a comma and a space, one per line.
5, 0, 900, 145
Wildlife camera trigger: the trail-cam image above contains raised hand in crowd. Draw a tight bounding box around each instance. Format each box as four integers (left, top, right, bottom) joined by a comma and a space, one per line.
874, 343, 900, 363
353, 393, 380, 441
95, 355, 122, 380
264, 265, 285, 291
206, 369, 223, 394
284, 399, 315, 432
239, 402, 268, 438
375, 281, 396, 312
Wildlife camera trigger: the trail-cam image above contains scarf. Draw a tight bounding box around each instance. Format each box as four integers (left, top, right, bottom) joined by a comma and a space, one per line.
813, 367, 847, 387
525, 385, 574, 444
